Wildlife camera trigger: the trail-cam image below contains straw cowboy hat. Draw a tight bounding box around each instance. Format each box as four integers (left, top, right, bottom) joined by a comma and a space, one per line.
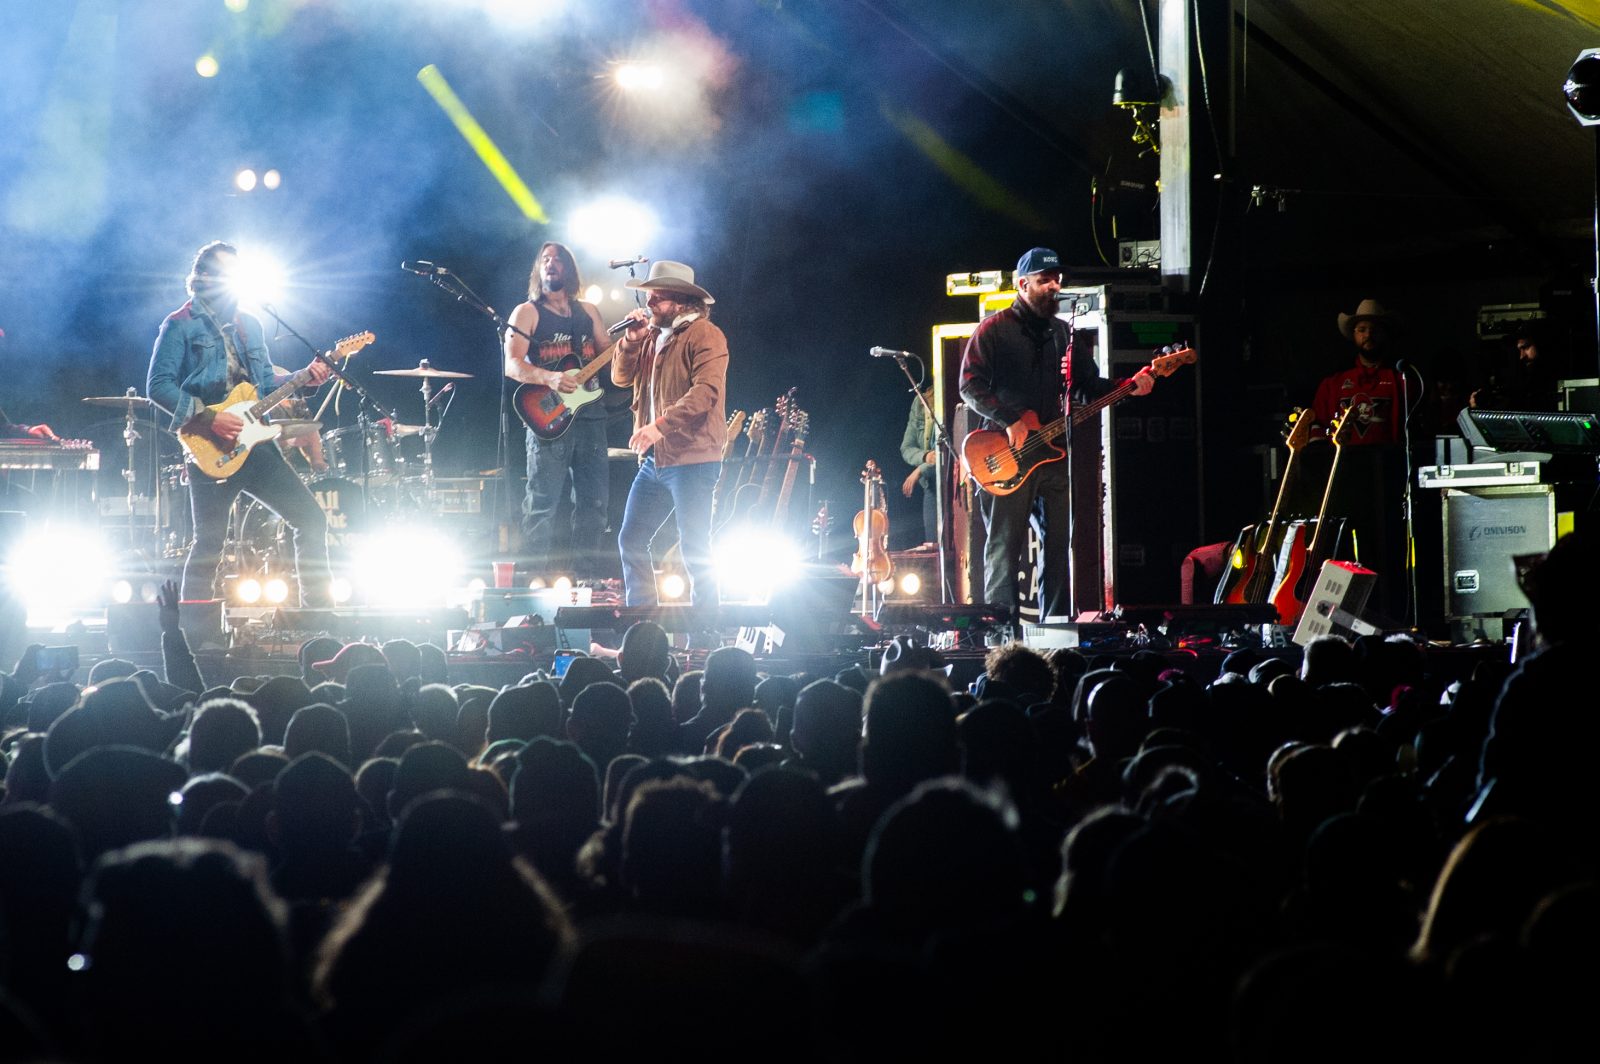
624, 260, 715, 304
1337, 298, 1396, 340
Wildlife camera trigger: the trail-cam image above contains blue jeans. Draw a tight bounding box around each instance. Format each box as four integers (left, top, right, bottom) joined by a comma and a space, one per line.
618, 455, 720, 606
523, 418, 609, 577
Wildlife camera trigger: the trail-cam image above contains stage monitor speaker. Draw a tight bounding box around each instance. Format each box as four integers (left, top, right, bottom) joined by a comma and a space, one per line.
1292, 560, 1379, 647
107, 601, 226, 654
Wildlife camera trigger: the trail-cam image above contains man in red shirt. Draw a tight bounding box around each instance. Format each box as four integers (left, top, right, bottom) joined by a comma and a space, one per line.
1312, 298, 1401, 445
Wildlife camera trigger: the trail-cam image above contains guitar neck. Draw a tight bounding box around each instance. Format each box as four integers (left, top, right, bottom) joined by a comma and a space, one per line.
1029, 378, 1139, 444
568, 344, 620, 386
249, 366, 314, 420
1307, 444, 1344, 560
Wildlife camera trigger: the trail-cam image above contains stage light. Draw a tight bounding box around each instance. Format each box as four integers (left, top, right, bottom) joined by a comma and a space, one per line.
466, 577, 487, 597
1565, 49, 1600, 126
351, 526, 464, 606
716, 527, 804, 604
111, 580, 134, 604
263, 577, 289, 604
899, 572, 921, 597
568, 196, 658, 256
615, 62, 665, 92
659, 572, 688, 600
3, 525, 112, 624
234, 169, 258, 192
196, 54, 219, 78
225, 0, 249, 12
528, 576, 547, 590
584, 284, 603, 303
329, 577, 354, 605
237, 578, 262, 604
226, 250, 286, 308
262, 169, 281, 190
417, 64, 549, 222
552, 575, 573, 593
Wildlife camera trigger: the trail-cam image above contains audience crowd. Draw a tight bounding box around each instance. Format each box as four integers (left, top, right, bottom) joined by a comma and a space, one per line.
0, 530, 1594, 1062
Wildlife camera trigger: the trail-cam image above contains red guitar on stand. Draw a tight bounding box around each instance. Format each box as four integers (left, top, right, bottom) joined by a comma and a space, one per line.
1215, 407, 1315, 616
961, 343, 1196, 495
1269, 410, 1357, 626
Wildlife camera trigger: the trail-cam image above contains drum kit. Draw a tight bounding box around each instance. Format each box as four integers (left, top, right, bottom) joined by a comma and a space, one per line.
81, 360, 477, 574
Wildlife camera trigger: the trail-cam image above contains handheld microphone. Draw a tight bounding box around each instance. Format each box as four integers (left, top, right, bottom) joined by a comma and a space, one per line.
608, 256, 649, 269
401, 261, 449, 275
870, 346, 917, 359
607, 316, 650, 336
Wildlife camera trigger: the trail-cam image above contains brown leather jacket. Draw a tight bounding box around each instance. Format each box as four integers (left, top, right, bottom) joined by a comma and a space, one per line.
609, 315, 728, 467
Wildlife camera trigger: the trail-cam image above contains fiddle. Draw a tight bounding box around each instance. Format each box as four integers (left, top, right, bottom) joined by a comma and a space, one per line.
851, 460, 893, 592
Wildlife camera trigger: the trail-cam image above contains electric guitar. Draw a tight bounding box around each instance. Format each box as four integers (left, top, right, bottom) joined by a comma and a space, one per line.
1215, 407, 1316, 612
179, 331, 374, 479
961, 343, 1197, 495
513, 339, 622, 440
1268, 410, 1357, 626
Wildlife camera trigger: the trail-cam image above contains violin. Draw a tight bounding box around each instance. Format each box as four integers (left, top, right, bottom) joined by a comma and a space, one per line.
851, 460, 893, 587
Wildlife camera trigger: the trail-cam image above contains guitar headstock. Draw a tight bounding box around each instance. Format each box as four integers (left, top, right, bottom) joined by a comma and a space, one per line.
789, 408, 810, 441
1326, 408, 1359, 448
332, 331, 375, 359
1283, 407, 1316, 451
746, 408, 769, 440
1148, 342, 1197, 377
726, 409, 746, 437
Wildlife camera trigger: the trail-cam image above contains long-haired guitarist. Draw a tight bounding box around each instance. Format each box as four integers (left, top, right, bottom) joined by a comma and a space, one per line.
503, 241, 612, 578
146, 241, 334, 605
958, 247, 1153, 622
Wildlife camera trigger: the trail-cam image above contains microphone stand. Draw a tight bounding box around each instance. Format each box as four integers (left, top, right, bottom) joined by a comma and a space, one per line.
405, 269, 535, 552
1060, 308, 1078, 624
1396, 359, 1425, 632
884, 352, 959, 604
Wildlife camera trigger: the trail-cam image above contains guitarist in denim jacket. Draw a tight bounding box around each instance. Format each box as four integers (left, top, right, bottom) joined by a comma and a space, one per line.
147, 241, 333, 605
959, 247, 1152, 622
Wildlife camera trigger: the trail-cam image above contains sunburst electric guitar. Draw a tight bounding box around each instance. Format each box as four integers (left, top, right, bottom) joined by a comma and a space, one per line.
961, 343, 1197, 495
179, 331, 374, 479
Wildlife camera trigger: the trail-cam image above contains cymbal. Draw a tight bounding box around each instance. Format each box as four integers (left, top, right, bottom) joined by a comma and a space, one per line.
83, 394, 158, 409
373, 360, 473, 379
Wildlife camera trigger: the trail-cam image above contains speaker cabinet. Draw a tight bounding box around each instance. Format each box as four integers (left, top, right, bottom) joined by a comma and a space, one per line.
1442, 485, 1554, 622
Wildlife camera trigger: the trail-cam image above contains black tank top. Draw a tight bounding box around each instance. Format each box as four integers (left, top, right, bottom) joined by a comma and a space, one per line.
529, 300, 604, 421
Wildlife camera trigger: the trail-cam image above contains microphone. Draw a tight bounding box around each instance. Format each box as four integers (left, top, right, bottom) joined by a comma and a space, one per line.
427, 382, 454, 407
870, 346, 917, 359
607, 316, 650, 336
608, 256, 649, 269
401, 261, 449, 275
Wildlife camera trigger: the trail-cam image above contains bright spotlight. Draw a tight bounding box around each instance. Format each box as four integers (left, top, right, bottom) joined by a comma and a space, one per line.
195, 54, 219, 78
583, 284, 603, 303
466, 577, 487, 597
568, 196, 658, 257
226, 250, 286, 308
899, 572, 921, 596
615, 62, 665, 92
263, 577, 289, 604
262, 168, 281, 190
234, 169, 258, 192
329, 577, 354, 604
659, 572, 688, 600
235, 578, 262, 604
552, 575, 573, 593
527, 576, 547, 590
111, 580, 133, 604
610, 289, 623, 301
715, 527, 804, 604
4, 525, 113, 623
350, 526, 464, 606
224, 0, 249, 12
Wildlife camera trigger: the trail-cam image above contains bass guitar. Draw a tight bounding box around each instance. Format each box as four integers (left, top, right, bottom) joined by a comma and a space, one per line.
513, 340, 622, 440
1268, 410, 1356, 626
180, 331, 374, 479
1215, 407, 1316, 614
961, 343, 1196, 495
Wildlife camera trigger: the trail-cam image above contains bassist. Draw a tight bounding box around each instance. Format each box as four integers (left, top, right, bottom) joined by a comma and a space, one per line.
147, 241, 333, 605
959, 247, 1153, 622
503, 242, 612, 578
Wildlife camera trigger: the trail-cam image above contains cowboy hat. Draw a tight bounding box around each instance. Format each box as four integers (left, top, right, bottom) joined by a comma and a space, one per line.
1337, 298, 1395, 340
623, 260, 715, 304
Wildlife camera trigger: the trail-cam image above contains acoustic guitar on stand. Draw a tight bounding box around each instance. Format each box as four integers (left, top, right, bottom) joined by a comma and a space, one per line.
961, 343, 1197, 495
180, 331, 374, 479
1215, 407, 1316, 615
